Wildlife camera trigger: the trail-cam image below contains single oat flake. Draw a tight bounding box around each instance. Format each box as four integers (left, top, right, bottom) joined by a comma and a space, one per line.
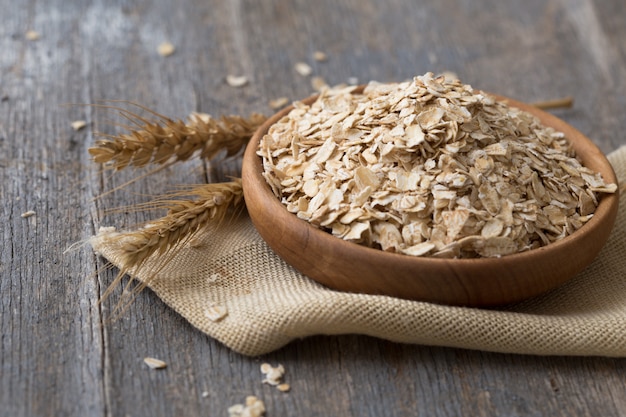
294, 62, 313, 76
157, 41, 175, 57
25, 30, 40, 41
269, 97, 290, 110
226, 75, 249, 88
21, 210, 36, 218
276, 383, 291, 392
258, 72, 617, 259
313, 51, 328, 62
71, 120, 87, 131
143, 357, 167, 369
204, 304, 228, 322
311, 76, 328, 92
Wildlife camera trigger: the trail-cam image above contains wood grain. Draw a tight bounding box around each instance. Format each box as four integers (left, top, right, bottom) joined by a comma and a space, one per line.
1, 0, 626, 416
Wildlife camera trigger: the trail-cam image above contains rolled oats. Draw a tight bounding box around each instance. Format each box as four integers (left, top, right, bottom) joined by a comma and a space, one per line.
313, 51, 328, 62
276, 383, 291, 392
157, 41, 175, 57
228, 396, 266, 417
294, 62, 313, 77
143, 357, 167, 369
260, 363, 285, 386
311, 76, 328, 92
21, 210, 36, 218
269, 97, 290, 110
226, 75, 249, 88
25, 30, 40, 41
71, 120, 87, 131
258, 73, 617, 258
204, 304, 228, 322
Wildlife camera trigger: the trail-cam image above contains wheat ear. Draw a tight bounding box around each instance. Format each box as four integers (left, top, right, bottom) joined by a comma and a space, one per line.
95, 179, 245, 301
121, 179, 242, 265
88, 105, 266, 170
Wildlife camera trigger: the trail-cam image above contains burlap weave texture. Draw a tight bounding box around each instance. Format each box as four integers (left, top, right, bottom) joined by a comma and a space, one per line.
91, 147, 626, 357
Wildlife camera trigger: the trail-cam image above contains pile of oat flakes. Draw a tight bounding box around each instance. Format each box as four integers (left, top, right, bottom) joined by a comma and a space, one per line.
258, 73, 616, 258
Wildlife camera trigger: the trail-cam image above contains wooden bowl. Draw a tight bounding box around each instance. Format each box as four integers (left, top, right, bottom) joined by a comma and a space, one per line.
242, 91, 619, 307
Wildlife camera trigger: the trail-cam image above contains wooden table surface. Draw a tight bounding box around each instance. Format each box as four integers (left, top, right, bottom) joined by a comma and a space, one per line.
2, 0, 626, 416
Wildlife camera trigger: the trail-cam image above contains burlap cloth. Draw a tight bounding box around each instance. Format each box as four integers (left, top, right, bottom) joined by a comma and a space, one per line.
91, 146, 626, 357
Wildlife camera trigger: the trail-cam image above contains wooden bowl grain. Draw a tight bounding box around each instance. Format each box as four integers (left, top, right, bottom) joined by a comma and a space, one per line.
242, 91, 619, 307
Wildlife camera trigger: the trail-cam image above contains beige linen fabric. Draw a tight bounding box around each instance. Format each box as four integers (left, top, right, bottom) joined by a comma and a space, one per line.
91, 147, 626, 357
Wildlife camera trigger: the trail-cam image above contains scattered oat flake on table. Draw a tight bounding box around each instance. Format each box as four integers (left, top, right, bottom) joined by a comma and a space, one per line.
71, 120, 87, 131
204, 304, 228, 322
25, 30, 40, 41
260, 363, 285, 386
313, 51, 327, 61
269, 97, 289, 109
311, 76, 328, 91
157, 41, 175, 56
294, 62, 312, 76
228, 396, 266, 417
143, 357, 167, 369
226, 75, 248, 87
276, 383, 291, 392
21, 210, 36, 218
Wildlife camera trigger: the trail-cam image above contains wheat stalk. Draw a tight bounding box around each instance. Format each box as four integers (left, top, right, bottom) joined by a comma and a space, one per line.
531, 96, 574, 110
89, 105, 266, 170
122, 179, 243, 264
95, 179, 245, 303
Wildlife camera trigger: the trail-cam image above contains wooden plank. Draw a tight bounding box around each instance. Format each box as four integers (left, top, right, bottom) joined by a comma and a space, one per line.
0, 2, 107, 416
1, 0, 626, 416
